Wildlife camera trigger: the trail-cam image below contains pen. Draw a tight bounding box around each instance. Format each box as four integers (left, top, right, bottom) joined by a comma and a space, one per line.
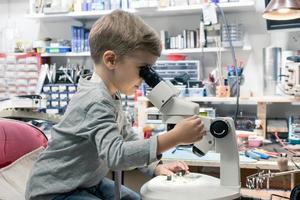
252, 150, 270, 159
245, 150, 260, 160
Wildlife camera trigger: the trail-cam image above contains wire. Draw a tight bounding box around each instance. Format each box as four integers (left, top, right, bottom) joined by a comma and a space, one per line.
214, 3, 240, 124
274, 132, 297, 155
214, 37, 223, 85
270, 194, 290, 200
291, 156, 300, 169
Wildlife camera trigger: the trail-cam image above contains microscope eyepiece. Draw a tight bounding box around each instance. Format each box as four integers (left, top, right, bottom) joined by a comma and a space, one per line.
139, 66, 163, 88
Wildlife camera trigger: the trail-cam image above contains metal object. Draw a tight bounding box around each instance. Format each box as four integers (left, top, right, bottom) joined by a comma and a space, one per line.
263, 47, 282, 96
279, 62, 300, 96
114, 171, 122, 200
176, 170, 185, 177
246, 169, 300, 189
246, 170, 266, 189
166, 175, 172, 181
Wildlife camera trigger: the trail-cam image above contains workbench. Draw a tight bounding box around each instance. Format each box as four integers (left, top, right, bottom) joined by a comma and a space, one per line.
115, 147, 300, 199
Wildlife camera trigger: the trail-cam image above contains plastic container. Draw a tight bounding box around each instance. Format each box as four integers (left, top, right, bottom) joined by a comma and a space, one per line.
167, 54, 187, 61
248, 135, 263, 147
188, 87, 205, 97
174, 85, 186, 97
45, 46, 71, 53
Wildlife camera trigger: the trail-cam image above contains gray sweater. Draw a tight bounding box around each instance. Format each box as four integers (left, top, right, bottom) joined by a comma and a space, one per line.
25, 74, 160, 200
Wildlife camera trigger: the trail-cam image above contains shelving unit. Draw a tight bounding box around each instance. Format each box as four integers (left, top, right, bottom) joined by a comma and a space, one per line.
40, 45, 252, 57
27, 0, 255, 22
32, 0, 259, 123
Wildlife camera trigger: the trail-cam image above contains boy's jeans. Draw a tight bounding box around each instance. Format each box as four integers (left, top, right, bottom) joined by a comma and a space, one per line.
53, 178, 140, 200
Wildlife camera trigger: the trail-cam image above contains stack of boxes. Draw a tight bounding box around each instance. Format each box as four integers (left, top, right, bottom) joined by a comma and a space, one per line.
221, 24, 244, 48
0, 53, 40, 99
153, 60, 200, 80
71, 26, 90, 53
151, 60, 205, 97
41, 83, 77, 114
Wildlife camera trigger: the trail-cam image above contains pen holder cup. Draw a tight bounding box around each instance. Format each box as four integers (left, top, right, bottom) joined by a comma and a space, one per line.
228, 75, 244, 97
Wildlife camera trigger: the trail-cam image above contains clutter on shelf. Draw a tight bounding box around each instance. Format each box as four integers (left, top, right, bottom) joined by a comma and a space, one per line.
0, 53, 41, 99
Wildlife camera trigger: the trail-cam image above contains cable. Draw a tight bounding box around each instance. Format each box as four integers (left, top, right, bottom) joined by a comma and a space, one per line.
214, 37, 223, 85
291, 156, 300, 169
274, 132, 297, 155
213, 2, 240, 124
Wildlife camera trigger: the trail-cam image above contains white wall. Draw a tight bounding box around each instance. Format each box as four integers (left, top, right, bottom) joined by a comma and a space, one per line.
0, 0, 9, 51
1, 0, 299, 96
0, 0, 40, 52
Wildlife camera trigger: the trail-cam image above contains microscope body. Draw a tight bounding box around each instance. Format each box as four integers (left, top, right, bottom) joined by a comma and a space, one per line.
139, 67, 240, 199
142, 80, 240, 199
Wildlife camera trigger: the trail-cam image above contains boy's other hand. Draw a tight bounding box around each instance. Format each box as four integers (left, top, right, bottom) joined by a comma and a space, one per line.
154, 161, 189, 176
172, 115, 205, 145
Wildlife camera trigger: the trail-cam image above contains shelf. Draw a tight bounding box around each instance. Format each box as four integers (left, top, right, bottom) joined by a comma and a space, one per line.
161, 45, 252, 54
27, 10, 129, 22
41, 52, 90, 57
186, 96, 256, 105
27, 1, 255, 22
254, 96, 300, 103
40, 46, 252, 57
136, 1, 255, 17
187, 96, 300, 104
154, 1, 255, 15
138, 96, 300, 105
188, 96, 300, 104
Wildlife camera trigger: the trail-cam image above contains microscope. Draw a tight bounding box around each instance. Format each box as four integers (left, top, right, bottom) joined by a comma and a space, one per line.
139, 67, 240, 200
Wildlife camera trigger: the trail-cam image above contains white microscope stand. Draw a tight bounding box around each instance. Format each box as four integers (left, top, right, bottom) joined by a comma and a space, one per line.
140, 81, 240, 200
140, 117, 240, 200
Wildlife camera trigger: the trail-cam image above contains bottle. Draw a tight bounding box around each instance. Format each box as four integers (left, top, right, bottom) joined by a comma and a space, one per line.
199, 19, 206, 48
253, 119, 263, 137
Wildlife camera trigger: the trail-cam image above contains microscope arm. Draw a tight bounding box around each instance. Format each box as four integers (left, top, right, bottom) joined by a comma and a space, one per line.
193, 117, 240, 187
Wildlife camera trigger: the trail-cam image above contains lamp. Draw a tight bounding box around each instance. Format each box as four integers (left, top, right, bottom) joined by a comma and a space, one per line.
263, 0, 300, 20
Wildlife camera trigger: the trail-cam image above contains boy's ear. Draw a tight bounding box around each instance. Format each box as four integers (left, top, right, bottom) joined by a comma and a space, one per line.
102, 50, 117, 70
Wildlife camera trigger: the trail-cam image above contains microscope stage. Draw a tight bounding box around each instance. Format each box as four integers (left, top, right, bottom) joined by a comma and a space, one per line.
141, 173, 240, 200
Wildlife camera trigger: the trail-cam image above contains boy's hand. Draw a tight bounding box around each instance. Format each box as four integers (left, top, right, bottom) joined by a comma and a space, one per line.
154, 161, 189, 176
172, 115, 205, 145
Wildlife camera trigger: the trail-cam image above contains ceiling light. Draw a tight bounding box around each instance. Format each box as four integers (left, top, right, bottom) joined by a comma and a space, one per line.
263, 0, 300, 20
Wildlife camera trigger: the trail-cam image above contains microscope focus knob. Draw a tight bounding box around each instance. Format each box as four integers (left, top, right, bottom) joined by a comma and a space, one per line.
210, 120, 229, 138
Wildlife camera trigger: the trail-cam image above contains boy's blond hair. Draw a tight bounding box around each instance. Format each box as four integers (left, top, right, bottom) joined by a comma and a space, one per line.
89, 10, 162, 64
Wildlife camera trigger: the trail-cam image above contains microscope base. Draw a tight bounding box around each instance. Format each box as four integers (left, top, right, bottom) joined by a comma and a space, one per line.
141, 173, 240, 200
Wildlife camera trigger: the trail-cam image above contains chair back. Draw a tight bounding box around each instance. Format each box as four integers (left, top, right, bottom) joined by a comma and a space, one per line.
0, 118, 47, 168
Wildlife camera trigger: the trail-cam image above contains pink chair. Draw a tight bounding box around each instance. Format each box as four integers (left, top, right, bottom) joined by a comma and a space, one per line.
0, 118, 48, 169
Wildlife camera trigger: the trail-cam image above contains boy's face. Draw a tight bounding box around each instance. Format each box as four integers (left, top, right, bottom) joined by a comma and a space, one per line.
112, 50, 158, 96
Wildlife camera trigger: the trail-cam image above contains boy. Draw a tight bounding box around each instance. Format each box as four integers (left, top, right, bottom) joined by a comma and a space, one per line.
26, 10, 204, 200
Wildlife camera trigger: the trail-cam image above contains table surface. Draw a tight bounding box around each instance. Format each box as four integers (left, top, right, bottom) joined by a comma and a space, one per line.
162, 147, 300, 170
240, 188, 291, 199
